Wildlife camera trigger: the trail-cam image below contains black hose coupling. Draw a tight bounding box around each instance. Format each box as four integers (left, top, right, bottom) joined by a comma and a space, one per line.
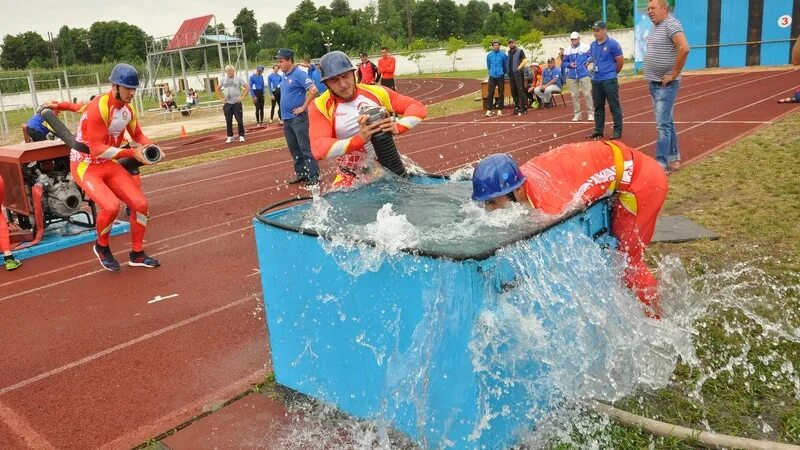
118, 145, 164, 175
359, 105, 406, 177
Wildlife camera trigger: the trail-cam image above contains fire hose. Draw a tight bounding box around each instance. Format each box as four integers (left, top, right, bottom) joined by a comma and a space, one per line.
588, 400, 800, 450
359, 105, 407, 177
38, 108, 163, 175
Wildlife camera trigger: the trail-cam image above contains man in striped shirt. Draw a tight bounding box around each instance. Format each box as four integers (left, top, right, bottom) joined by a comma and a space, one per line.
643, 0, 690, 173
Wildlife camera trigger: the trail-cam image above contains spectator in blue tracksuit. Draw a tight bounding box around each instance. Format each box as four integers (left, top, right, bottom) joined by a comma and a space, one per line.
485, 39, 508, 116
562, 31, 594, 122
310, 62, 327, 95
249, 66, 266, 126
267, 65, 283, 124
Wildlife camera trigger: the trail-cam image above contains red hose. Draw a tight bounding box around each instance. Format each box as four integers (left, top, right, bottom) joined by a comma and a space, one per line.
13, 184, 45, 250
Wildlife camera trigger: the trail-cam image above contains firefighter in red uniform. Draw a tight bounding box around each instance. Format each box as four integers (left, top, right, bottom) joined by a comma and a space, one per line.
309, 51, 427, 187
0, 175, 22, 271
71, 63, 163, 272
472, 140, 668, 319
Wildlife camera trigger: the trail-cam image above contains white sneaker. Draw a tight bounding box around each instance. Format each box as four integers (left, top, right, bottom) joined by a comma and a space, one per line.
572, 114, 581, 122
269, 119, 273, 124
225, 136, 234, 144
484, 110, 493, 117
495, 110, 502, 116
587, 114, 594, 121
239, 136, 245, 142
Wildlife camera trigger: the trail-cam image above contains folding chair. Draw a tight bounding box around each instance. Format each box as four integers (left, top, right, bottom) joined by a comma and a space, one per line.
548, 91, 567, 108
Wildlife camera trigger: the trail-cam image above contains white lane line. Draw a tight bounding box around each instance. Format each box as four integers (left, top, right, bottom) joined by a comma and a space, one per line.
423, 70, 798, 172
245, 268, 261, 278
0, 217, 249, 291
637, 83, 796, 149
0, 294, 258, 397
146, 71, 750, 192
145, 73, 752, 197
147, 294, 179, 304
0, 224, 252, 303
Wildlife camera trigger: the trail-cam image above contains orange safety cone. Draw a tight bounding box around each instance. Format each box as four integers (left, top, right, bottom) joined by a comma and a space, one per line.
180, 126, 187, 138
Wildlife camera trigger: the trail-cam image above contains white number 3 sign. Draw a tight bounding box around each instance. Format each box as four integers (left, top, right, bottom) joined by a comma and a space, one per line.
778, 15, 792, 28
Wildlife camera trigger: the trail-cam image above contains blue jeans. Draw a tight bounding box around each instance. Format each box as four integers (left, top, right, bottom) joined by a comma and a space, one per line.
648, 80, 681, 169
283, 112, 320, 180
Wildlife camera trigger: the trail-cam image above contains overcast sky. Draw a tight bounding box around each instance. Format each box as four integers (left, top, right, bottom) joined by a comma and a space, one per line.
0, 0, 504, 40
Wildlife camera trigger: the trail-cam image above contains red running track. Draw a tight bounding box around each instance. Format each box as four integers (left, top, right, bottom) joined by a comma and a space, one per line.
156, 78, 481, 161
0, 69, 798, 449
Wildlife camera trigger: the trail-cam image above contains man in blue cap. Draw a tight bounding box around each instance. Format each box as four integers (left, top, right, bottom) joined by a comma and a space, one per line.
249, 65, 266, 126
587, 21, 624, 140
276, 48, 320, 185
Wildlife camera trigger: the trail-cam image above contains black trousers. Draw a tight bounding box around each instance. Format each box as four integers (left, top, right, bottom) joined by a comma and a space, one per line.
381, 78, 396, 91
26, 126, 48, 142
270, 88, 282, 121
253, 90, 265, 124
509, 72, 526, 112
487, 76, 505, 110
592, 78, 623, 137
223, 102, 245, 137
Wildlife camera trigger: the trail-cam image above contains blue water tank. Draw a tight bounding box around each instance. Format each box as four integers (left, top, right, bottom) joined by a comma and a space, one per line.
252, 177, 615, 448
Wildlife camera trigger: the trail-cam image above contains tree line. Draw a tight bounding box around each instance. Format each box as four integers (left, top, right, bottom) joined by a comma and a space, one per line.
1, 0, 633, 70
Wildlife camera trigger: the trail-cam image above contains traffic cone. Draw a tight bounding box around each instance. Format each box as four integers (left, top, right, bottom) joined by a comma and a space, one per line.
180, 126, 187, 138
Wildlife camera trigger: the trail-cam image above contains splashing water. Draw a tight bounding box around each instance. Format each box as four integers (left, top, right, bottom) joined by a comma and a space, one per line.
264, 177, 800, 449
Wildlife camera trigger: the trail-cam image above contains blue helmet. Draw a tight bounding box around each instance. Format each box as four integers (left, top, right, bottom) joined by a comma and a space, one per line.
108, 63, 140, 88
319, 51, 356, 81
471, 154, 526, 201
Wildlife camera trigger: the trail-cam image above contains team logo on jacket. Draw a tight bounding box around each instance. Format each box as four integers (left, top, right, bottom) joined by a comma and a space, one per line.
122, 110, 129, 120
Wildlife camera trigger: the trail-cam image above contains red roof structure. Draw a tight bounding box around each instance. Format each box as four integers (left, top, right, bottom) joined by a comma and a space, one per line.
167, 15, 214, 50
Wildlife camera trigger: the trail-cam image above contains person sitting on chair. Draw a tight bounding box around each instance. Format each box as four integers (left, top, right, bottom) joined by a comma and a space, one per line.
526, 62, 542, 108
186, 88, 199, 106
532, 57, 563, 108
162, 88, 177, 110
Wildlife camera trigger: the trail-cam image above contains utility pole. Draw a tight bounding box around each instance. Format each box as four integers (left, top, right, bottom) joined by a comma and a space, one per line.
48, 31, 60, 68
321, 30, 334, 54
406, 0, 413, 45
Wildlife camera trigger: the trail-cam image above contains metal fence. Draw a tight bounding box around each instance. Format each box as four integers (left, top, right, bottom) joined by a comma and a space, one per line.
0, 70, 105, 141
